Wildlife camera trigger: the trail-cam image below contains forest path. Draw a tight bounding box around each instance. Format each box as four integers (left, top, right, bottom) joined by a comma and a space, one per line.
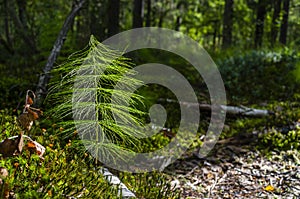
165, 133, 300, 198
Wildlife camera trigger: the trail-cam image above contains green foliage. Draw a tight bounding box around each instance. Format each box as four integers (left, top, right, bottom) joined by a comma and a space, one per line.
47, 35, 146, 165
219, 100, 300, 151
217, 49, 300, 103
266, 101, 300, 127
0, 109, 18, 136
259, 127, 300, 151
0, 109, 121, 199
120, 172, 181, 199
233, 1, 253, 47
0, 108, 182, 198
258, 101, 300, 151
1, 150, 122, 199
139, 133, 171, 153
33, 1, 72, 52
0, 64, 38, 107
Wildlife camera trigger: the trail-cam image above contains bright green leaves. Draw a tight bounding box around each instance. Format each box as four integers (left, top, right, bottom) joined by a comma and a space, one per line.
48, 36, 146, 163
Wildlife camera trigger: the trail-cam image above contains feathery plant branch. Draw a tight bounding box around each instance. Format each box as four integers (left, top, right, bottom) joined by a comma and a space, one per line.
47, 35, 146, 163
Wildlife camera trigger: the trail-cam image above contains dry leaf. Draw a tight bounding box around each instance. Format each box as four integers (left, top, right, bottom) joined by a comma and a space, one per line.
17, 107, 42, 131
0, 167, 8, 178
0, 139, 16, 157
17, 90, 42, 131
26, 141, 45, 158
0, 133, 24, 157
26, 96, 34, 105
207, 172, 214, 179
17, 132, 24, 153
17, 112, 35, 131
27, 141, 36, 149
264, 185, 275, 192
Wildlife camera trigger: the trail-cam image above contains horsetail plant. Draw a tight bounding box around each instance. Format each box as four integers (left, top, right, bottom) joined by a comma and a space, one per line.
47, 35, 146, 165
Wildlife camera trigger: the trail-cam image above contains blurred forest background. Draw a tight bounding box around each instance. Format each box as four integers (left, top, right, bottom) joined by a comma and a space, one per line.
0, 0, 299, 106
0, 0, 300, 198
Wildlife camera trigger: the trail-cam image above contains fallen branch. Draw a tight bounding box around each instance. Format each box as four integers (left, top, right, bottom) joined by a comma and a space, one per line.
35, 0, 86, 106
159, 98, 274, 117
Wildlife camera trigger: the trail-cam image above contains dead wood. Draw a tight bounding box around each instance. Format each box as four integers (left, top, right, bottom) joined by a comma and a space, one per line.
159, 98, 274, 117
35, 0, 86, 106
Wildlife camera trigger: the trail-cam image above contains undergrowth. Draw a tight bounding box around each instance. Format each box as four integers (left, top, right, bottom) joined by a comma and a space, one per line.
220, 100, 300, 152
0, 109, 182, 198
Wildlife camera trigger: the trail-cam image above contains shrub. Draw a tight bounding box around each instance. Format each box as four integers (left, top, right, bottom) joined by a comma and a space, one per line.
217, 49, 300, 103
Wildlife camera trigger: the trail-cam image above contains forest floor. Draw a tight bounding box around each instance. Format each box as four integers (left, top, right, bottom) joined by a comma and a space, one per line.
1, 102, 299, 198
165, 130, 300, 198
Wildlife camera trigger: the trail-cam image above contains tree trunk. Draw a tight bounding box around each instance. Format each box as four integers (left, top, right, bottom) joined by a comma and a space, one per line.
107, 0, 120, 36
279, 0, 290, 45
213, 18, 222, 49
270, 0, 282, 46
145, 0, 151, 27
222, 0, 234, 49
175, 16, 182, 31
98, 1, 109, 40
3, 0, 13, 54
133, 0, 144, 28
0, 0, 14, 54
89, 0, 102, 37
158, 13, 164, 28
7, 0, 37, 54
74, 0, 90, 48
254, 0, 267, 48
35, 0, 86, 106
175, 1, 186, 31
16, 0, 27, 27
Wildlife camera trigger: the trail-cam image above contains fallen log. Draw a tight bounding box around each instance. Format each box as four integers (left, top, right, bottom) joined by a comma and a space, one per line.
159, 98, 274, 117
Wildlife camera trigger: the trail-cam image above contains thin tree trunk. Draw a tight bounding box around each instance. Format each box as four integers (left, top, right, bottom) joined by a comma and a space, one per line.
158, 13, 164, 28
0, 0, 14, 54
75, 0, 90, 48
3, 0, 13, 53
279, 0, 290, 45
145, 0, 151, 27
0, 36, 13, 54
175, 16, 182, 31
213, 20, 218, 49
7, 0, 37, 54
35, 0, 86, 106
222, 0, 234, 49
254, 0, 267, 48
270, 0, 282, 46
16, 0, 27, 27
107, 0, 120, 36
90, 0, 101, 37
133, 0, 144, 28
175, 2, 186, 31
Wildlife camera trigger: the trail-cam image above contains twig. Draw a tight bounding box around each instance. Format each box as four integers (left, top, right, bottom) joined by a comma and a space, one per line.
208, 172, 227, 197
